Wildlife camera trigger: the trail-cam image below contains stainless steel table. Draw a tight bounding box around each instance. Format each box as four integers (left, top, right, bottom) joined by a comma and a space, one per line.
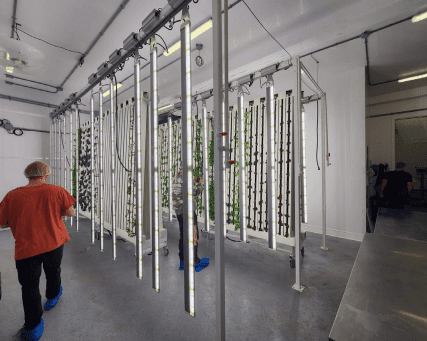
374, 207, 427, 242
329, 232, 427, 341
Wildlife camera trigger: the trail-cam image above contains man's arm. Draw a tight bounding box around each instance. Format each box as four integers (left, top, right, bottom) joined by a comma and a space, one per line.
408, 182, 413, 193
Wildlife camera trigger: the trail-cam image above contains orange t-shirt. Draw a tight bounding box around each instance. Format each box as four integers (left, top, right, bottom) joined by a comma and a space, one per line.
0, 184, 76, 260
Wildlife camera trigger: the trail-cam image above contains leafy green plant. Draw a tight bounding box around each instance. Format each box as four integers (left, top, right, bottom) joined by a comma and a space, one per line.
209, 124, 215, 222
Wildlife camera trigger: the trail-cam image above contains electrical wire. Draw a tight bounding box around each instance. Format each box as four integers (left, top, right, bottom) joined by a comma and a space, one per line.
16, 25, 85, 56
301, 79, 317, 95
12, 24, 20, 40
155, 34, 169, 54
242, 84, 250, 95
60, 119, 71, 168
113, 73, 131, 172
242, 1, 291, 58
226, 236, 242, 242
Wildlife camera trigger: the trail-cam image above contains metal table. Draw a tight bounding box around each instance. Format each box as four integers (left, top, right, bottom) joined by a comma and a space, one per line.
329, 232, 427, 341
374, 207, 427, 242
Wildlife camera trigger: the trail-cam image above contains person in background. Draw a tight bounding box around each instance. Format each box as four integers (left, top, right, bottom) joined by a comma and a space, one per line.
0, 161, 76, 341
171, 161, 208, 272
380, 161, 413, 209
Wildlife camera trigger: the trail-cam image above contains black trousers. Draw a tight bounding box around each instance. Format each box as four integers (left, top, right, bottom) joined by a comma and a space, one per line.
177, 212, 199, 262
15, 244, 64, 330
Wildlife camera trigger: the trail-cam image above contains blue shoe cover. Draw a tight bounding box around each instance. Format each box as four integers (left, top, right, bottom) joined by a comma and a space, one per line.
21, 318, 44, 341
44, 285, 62, 311
179, 260, 184, 271
195, 257, 210, 272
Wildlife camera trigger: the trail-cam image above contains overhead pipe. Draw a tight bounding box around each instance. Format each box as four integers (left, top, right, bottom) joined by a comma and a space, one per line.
50, 0, 193, 119
59, 0, 131, 88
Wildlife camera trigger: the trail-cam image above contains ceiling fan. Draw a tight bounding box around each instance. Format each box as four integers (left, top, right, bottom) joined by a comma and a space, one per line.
0, 37, 46, 76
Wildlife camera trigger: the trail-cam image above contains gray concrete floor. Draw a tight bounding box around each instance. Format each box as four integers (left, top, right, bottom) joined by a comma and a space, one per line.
0, 218, 361, 341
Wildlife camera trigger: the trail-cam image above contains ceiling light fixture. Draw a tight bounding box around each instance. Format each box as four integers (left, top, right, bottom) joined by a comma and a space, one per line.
103, 83, 123, 97
159, 103, 173, 110
398, 72, 427, 83
412, 10, 427, 23
163, 19, 212, 57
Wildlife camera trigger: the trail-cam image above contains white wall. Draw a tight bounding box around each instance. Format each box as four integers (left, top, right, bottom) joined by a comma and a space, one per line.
0, 103, 51, 202
366, 85, 427, 174
302, 66, 366, 242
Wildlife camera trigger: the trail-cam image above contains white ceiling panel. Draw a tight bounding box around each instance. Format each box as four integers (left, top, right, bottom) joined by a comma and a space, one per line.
0, 0, 427, 114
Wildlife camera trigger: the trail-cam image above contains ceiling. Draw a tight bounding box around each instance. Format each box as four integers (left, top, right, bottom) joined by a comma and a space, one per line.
396, 116, 427, 143
1, 0, 427, 116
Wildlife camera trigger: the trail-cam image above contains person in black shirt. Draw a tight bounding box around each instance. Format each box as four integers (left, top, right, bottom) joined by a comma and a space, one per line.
380, 162, 413, 209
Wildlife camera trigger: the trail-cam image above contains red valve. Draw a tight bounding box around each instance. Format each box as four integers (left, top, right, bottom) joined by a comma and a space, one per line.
219, 132, 228, 136
328, 153, 330, 157
228, 160, 235, 165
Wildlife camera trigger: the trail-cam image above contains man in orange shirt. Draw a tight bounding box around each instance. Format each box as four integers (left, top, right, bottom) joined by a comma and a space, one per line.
0, 161, 76, 341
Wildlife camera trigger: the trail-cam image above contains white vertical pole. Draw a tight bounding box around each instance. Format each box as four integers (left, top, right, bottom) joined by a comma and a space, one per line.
202, 100, 210, 233
237, 88, 247, 243
266, 77, 276, 250
168, 114, 173, 221
181, 7, 195, 317
213, 0, 226, 338
99, 83, 104, 252
91, 90, 95, 244
134, 50, 143, 279
70, 110, 73, 227
150, 37, 160, 292
110, 78, 117, 259
292, 57, 304, 292
321, 95, 328, 250
75, 107, 79, 232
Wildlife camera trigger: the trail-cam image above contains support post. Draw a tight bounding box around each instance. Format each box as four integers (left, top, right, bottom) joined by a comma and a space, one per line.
75, 106, 79, 232
60, 117, 62, 189
237, 87, 247, 243
202, 100, 210, 233
321, 94, 328, 250
266, 76, 276, 250
292, 56, 304, 292
213, 0, 226, 338
134, 50, 143, 279
150, 37, 160, 292
90, 90, 95, 244
181, 6, 195, 317
110, 79, 117, 259
50, 122, 52, 184
99, 84, 104, 252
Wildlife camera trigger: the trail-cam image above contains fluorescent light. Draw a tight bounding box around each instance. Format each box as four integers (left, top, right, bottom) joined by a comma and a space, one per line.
159, 104, 173, 111
412, 10, 427, 23
5, 53, 13, 73
164, 19, 212, 57
398, 72, 427, 83
103, 83, 122, 97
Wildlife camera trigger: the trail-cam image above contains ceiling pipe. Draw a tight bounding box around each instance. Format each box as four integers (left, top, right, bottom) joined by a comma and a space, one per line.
5, 74, 63, 92
59, 0, 130, 88
0, 93, 96, 115
11, 0, 18, 39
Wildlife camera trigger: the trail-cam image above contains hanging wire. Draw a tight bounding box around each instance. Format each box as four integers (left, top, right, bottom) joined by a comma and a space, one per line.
60, 118, 71, 167
242, 84, 250, 95
113, 73, 131, 172
242, 1, 292, 58
12, 23, 20, 40
15, 24, 84, 56
155, 34, 169, 54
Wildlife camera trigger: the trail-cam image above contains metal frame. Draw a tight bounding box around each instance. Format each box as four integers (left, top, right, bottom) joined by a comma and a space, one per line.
150, 37, 160, 292
181, 6, 195, 317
